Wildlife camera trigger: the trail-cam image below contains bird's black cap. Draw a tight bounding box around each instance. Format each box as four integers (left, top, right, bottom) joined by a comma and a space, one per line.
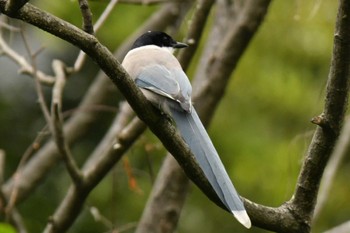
131, 31, 188, 50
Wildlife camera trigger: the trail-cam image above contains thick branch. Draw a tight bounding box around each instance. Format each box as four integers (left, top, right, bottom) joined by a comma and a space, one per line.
4, 2, 193, 232
137, 1, 276, 232
136, 0, 216, 231
1, 0, 184, 206
291, 0, 350, 230
0, 0, 208, 203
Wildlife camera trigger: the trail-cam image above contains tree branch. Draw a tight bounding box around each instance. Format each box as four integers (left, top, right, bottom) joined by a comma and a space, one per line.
1, 0, 184, 206
73, 0, 118, 71
77, 0, 94, 34
0, 29, 55, 84
43, 102, 140, 233
50, 60, 84, 187
177, 0, 215, 71
136, 0, 217, 231
291, 0, 350, 230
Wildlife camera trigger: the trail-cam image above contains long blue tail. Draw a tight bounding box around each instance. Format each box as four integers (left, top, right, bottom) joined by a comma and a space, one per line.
169, 105, 251, 228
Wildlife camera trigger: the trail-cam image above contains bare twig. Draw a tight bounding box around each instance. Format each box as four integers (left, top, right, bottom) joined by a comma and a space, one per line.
43, 102, 141, 233
94, 0, 119, 32
177, 0, 215, 70
73, 0, 118, 72
19, 29, 52, 130
90, 205, 138, 232
0, 15, 20, 31
51, 60, 83, 186
0, 31, 55, 84
89, 206, 114, 229
78, 0, 94, 34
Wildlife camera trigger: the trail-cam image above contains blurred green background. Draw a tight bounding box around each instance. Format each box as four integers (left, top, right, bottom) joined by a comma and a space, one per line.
0, 0, 348, 233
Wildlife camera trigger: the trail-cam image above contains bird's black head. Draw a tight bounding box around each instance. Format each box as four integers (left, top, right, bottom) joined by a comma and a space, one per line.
131, 31, 188, 50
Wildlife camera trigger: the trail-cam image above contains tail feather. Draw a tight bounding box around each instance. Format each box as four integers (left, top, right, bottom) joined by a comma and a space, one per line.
169, 106, 251, 228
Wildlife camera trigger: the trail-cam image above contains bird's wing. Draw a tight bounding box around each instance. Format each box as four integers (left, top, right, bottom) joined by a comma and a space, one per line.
136, 64, 180, 100
136, 64, 192, 112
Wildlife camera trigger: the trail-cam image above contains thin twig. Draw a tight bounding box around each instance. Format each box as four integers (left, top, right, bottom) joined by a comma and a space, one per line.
177, 0, 215, 70
73, 0, 119, 72
94, 0, 119, 31
51, 60, 83, 187
0, 31, 55, 84
43, 102, 142, 233
0, 15, 20, 31
89, 206, 114, 229
19, 29, 52, 130
78, 0, 94, 34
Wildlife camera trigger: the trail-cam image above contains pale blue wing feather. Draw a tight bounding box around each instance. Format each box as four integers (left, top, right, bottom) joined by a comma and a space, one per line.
136, 65, 180, 98
136, 65, 192, 112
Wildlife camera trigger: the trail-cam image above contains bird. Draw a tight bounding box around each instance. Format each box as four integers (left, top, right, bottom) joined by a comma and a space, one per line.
122, 31, 251, 229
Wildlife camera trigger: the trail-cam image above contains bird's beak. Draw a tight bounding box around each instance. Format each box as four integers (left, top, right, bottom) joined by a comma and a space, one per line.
173, 42, 188, 49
